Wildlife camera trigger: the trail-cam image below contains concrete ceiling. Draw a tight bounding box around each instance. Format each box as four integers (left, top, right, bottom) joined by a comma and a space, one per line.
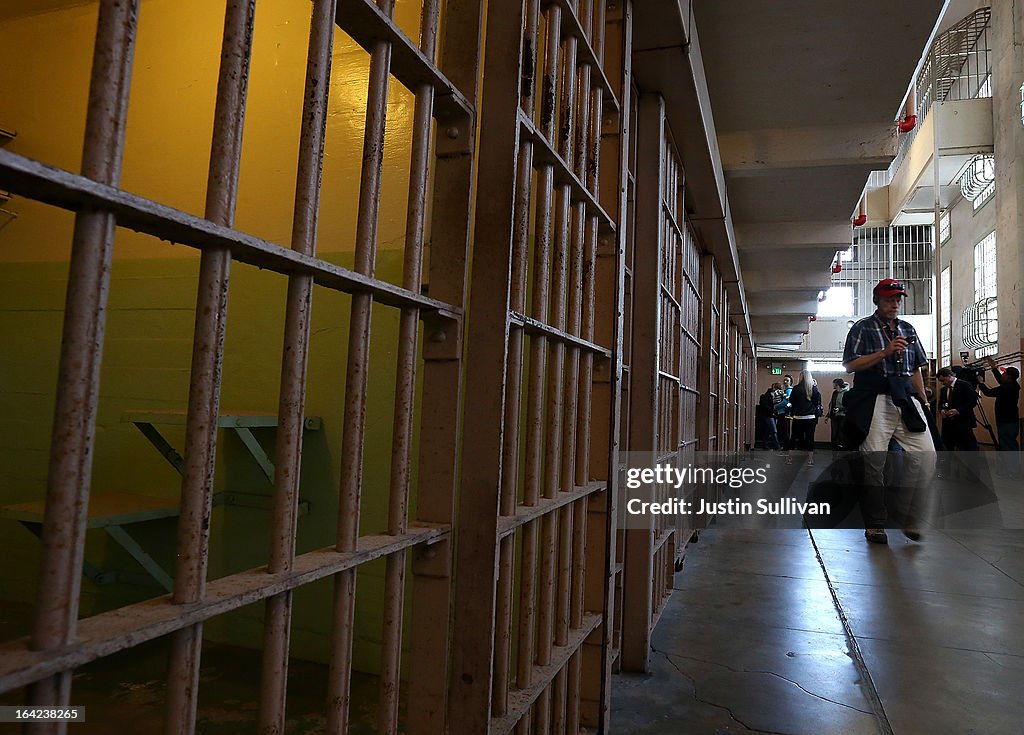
694, 0, 947, 347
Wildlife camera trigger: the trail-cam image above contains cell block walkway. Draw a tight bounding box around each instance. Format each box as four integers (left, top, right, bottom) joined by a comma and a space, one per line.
612, 527, 1024, 735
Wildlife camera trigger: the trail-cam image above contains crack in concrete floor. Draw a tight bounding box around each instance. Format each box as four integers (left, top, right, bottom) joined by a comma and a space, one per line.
656, 647, 874, 716
654, 648, 794, 735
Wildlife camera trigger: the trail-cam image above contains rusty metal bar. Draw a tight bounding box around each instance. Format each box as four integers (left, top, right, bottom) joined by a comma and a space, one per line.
531, 9, 563, 733
447, 0, 526, 729
620, 90, 663, 675
258, 2, 337, 733
335, 0, 470, 120
163, 4, 256, 733
541, 0, 617, 113
491, 613, 601, 734
0, 149, 461, 315
557, 7, 593, 727
327, 2, 396, 732
519, 114, 615, 232
515, 3, 559, 711
497, 481, 604, 538
405, 0, 484, 730
509, 312, 610, 357
25, 2, 139, 729
581, 3, 630, 721
0, 525, 447, 693
567, 6, 596, 731
378, 0, 441, 731
495, 0, 543, 717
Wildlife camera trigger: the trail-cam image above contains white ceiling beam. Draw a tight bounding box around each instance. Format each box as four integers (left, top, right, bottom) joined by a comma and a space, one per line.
743, 268, 832, 292
735, 221, 853, 250
752, 332, 807, 346
719, 122, 898, 177
746, 291, 820, 316
751, 316, 812, 333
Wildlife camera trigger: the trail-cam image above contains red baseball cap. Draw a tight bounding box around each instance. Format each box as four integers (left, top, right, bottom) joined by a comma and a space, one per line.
873, 278, 907, 299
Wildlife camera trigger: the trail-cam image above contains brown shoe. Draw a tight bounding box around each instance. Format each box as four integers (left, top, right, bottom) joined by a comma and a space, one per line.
864, 529, 888, 544
903, 529, 922, 541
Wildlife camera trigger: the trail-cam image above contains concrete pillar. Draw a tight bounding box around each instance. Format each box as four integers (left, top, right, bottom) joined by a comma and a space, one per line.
991, 0, 1024, 358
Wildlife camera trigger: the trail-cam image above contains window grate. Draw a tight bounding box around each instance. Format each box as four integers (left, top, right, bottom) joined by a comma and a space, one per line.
831, 224, 934, 316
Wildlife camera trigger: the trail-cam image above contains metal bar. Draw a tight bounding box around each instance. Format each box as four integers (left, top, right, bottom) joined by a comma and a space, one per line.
493, 535, 515, 718
495, 0, 542, 713
104, 525, 174, 592
519, 113, 615, 233
407, 2, 484, 730
580, 0, 619, 726
498, 481, 604, 538
620, 91, 662, 674
258, 2, 337, 732
569, 8, 597, 730
541, 0, 618, 115
553, 21, 585, 698
0, 525, 448, 693
164, 4, 255, 732
448, 0, 527, 729
379, 0, 441, 730
509, 311, 611, 357
532, 11, 563, 732
335, 0, 471, 120
329, 2, 395, 732
0, 150, 461, 316
491, 613, 602, 735
26, 1, 139, 729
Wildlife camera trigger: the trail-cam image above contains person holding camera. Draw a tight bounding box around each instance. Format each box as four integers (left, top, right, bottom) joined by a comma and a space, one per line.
937, 367, 980, 451
842, 279, 936, 544
825, 378, 849, 451
977, 358, 1020, 452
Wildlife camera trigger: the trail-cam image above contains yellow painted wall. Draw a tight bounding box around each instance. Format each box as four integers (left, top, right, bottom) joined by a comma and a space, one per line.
0, 0, 427, 672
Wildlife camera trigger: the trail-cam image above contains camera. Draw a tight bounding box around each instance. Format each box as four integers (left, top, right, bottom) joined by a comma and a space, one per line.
951, 365, 984, 386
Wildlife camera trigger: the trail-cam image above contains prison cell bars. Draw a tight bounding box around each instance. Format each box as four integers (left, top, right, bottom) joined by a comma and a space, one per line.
620, 99, 705, 673
24, 2, 140, 732
697, 255, 722, 453
653, 130, 693, 620
0, 1, 483, 733
449, 0, 622, 731
601, 68, 639, 679
678, 221, 702, 549
260, 1, 336, 733
165, 2, 257, 732
620, 92, 663, 674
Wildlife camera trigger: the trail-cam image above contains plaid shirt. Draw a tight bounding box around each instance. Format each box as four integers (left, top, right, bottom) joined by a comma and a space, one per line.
843, 313, 927, 377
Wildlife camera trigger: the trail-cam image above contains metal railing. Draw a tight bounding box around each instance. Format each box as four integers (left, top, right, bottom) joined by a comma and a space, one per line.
888, 7, 992, 179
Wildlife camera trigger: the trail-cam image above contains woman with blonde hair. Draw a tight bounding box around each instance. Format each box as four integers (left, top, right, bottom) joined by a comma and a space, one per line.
787, 369, 822, 465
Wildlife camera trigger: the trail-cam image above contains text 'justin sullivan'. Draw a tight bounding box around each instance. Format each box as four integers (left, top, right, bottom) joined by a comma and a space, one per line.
626, 498, 831, 516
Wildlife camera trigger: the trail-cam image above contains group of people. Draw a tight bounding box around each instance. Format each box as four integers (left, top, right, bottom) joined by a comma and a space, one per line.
935, 358, 1021, 453
755, 371, 828, 465
755, 278, 1021, 545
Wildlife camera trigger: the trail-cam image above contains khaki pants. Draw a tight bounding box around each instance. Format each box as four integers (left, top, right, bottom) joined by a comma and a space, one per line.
859, 395, 936, 528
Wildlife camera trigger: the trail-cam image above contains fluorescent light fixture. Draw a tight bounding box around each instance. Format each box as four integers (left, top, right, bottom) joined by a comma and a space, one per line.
807, 361, 849, 373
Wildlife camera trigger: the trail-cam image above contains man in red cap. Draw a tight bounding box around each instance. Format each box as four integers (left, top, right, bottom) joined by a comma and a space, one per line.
841, 279, 936, 544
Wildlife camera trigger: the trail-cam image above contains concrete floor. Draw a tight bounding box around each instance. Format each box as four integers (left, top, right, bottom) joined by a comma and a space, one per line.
611, 526, 1024, 735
